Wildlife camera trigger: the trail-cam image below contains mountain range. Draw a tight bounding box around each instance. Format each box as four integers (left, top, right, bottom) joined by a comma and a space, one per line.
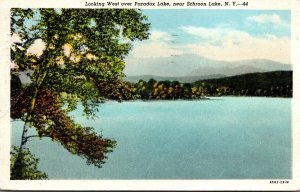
124, 54, 291, 83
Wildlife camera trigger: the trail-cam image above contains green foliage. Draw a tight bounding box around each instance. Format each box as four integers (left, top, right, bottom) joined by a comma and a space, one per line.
10, 146, 48, 180
96, 79, 137, 101
11, 72, 23, 99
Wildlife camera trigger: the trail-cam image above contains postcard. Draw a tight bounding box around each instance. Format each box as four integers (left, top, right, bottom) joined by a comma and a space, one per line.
0, 0, 299, 190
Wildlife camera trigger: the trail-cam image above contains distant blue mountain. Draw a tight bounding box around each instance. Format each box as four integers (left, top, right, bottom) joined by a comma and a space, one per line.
124, 54, 291, 82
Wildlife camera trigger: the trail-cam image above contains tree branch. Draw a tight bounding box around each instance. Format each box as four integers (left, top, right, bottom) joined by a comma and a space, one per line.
22, 135, 52, 145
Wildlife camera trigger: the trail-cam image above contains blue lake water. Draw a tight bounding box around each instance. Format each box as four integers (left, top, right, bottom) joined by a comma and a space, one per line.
11, 97, 291, 179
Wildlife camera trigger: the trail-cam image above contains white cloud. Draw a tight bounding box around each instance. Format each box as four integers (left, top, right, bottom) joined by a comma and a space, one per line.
180, 26, 290, 63
181, 26, 223, 43
129, 42, 182, 58
181, 26, 253, 45
182, 37, 290, 64
128, 30, 181, 58
26, 39, 45, 56
149, 31, 172, 42
11, 33, 22, 43
128, 26, 290, 64
248, 14, 288, 26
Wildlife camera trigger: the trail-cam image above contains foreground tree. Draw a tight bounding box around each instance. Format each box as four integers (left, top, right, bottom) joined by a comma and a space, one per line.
11, 8, 150, 179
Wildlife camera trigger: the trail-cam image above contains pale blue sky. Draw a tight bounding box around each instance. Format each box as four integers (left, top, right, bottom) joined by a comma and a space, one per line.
143, 9, 290, 38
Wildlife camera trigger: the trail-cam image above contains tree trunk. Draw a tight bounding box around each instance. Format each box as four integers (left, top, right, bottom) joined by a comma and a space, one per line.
19, 122, 30, 149
19, 95, 37, 150
11, 62, 49, 179
11, 89, 39, 180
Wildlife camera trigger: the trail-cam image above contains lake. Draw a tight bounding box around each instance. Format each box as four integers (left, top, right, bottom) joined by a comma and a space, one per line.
11, 97, 291, 179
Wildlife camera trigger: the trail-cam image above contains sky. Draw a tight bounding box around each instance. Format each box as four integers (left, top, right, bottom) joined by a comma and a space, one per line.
126, 10, 290, 64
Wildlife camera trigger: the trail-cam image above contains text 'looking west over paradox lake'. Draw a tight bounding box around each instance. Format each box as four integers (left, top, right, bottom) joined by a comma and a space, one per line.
11, 97, 291, 179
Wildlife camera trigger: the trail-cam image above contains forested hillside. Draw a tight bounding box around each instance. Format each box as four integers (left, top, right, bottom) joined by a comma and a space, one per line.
119, 71, 292, 100
197, 71, 292, 97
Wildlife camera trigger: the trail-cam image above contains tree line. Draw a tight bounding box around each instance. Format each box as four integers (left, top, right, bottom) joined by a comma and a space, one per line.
113, 71, 292, 100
